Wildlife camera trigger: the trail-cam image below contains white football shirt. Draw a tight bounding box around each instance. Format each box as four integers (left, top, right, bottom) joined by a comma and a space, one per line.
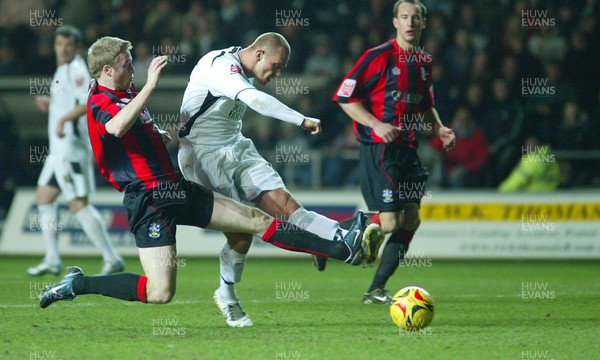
179, 46, 255, 146
48, 55, 91, 159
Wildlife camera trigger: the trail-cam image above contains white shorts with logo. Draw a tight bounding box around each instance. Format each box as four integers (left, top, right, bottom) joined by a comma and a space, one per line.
178, 137, 285, 202
37, 153, 96, 202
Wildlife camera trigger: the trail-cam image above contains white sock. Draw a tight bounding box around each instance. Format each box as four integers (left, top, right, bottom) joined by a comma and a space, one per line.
218, 242, 247, 303
75, 205, 121, 264
288, 207, 348, 240
38, 204, 60, 265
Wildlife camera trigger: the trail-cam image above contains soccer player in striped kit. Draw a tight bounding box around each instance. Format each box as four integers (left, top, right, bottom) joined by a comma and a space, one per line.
39, 36, 381, 313
329, 0, 456, 304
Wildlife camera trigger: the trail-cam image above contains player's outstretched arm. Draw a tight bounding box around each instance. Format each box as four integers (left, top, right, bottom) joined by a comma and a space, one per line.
237, 88, 322, 134
105, 56, 168, 137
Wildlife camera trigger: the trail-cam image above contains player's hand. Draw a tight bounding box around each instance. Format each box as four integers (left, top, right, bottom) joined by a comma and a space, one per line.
372, 121, 400, 143
145, 55, 168, 90
438, 126, 455, 151
35, 96, 50, 113
301, 117, 321, 135
56, 119, 66, 138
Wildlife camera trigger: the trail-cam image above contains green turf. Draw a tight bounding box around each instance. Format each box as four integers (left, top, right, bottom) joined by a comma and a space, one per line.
1, 256, 599, 360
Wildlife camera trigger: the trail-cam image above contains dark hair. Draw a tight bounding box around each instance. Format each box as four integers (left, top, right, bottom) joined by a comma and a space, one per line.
54, 25, 82, 44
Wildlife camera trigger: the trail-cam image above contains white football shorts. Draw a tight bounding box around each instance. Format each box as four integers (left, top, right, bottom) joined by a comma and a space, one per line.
178, 137, 285, 202
37, 153, 96, 202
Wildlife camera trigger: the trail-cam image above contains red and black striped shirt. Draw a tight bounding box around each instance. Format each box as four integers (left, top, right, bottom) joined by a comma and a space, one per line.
87, 82, 177, 192
332, 39, 435, 148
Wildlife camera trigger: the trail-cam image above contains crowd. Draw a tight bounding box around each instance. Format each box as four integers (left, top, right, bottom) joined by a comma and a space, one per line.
0, 0, 599, 214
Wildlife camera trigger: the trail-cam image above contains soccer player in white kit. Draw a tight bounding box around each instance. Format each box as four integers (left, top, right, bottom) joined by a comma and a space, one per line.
178, 32, 384, 327
28, 26, 124, 277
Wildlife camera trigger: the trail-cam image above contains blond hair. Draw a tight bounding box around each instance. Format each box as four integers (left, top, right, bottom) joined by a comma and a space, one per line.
87, 36, 132, 79
393, 0, 427, 19
250, 32, 290, 55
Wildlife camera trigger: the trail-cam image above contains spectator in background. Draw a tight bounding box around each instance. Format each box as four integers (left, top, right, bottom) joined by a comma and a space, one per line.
482, 77, 524, 186
323, 123, 360, 187
464, 81, 486, 125
499, 136, 560, 192
525, 61, 578, 142
430, 106, 488, 188
554, 101, 595, 187
341, 34, 367, 75
132, 41, 152, 85
0, 37, 23, 75
304, 35, 340, 80
143, 0, 180, 42
469, 51, 492, 84
528, 28, 568, 64
443, 28, 473, 84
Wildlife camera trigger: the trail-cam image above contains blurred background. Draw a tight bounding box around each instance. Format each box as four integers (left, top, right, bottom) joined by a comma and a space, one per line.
0, 0, 599, 224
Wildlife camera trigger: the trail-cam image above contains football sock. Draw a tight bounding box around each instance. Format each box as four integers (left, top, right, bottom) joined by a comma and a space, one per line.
72, 273, 148, 303
75, 205, 121, 264
218, 242, 247, 303
288, 207, 348, 240
38, 204, 60, 266
261, 219, 351, 261
368, 229, 413, 292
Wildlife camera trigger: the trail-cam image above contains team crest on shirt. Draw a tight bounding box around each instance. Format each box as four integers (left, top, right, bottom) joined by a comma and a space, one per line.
230, 64, 242, 74
337, 79, 356, 97
391, 67, 401, 75
382, 189, 394, 203
149, 222, 161, 239
421, 67, 428, 81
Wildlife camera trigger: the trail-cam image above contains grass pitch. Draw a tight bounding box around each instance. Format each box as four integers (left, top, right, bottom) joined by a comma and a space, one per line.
1, 256, 599, 359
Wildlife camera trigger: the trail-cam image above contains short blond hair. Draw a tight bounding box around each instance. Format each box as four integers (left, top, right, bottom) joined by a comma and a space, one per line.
251, 32, 290, 55
87, 36, 132, 79
393, 0, 427, 19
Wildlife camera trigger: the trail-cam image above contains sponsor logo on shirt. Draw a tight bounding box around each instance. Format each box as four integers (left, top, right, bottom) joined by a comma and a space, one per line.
75, 77, 85, 87
230, 64, 242, 74
337, 79, 357, 98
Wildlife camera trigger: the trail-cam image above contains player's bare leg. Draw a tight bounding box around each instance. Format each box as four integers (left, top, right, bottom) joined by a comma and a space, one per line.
138, 245, 177, 303
364, 205, 420, 304
28, 185, 62, 276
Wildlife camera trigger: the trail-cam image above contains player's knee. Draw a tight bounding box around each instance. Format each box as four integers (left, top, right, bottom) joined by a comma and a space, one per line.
380, 217, 402, 233
146, 284, 176, 304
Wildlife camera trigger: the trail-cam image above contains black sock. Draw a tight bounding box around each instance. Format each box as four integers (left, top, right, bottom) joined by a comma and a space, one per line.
368, 231, 411, 292
261, 219, 350, 261
72, 273, 148, 303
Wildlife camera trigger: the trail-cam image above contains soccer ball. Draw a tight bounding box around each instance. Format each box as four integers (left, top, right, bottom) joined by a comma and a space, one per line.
389, 286, 435, 330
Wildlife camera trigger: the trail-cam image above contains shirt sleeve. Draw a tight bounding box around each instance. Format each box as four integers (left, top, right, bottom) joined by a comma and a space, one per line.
71, 60, 92, 105
332, 49, 382, 104
89, 93, 123, 136
202, 54, 255, 100
419, 61, 435, 111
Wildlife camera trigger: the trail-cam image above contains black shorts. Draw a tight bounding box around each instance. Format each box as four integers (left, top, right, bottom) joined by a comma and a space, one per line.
122, 179, 214, 248
359, 143, 429, 212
